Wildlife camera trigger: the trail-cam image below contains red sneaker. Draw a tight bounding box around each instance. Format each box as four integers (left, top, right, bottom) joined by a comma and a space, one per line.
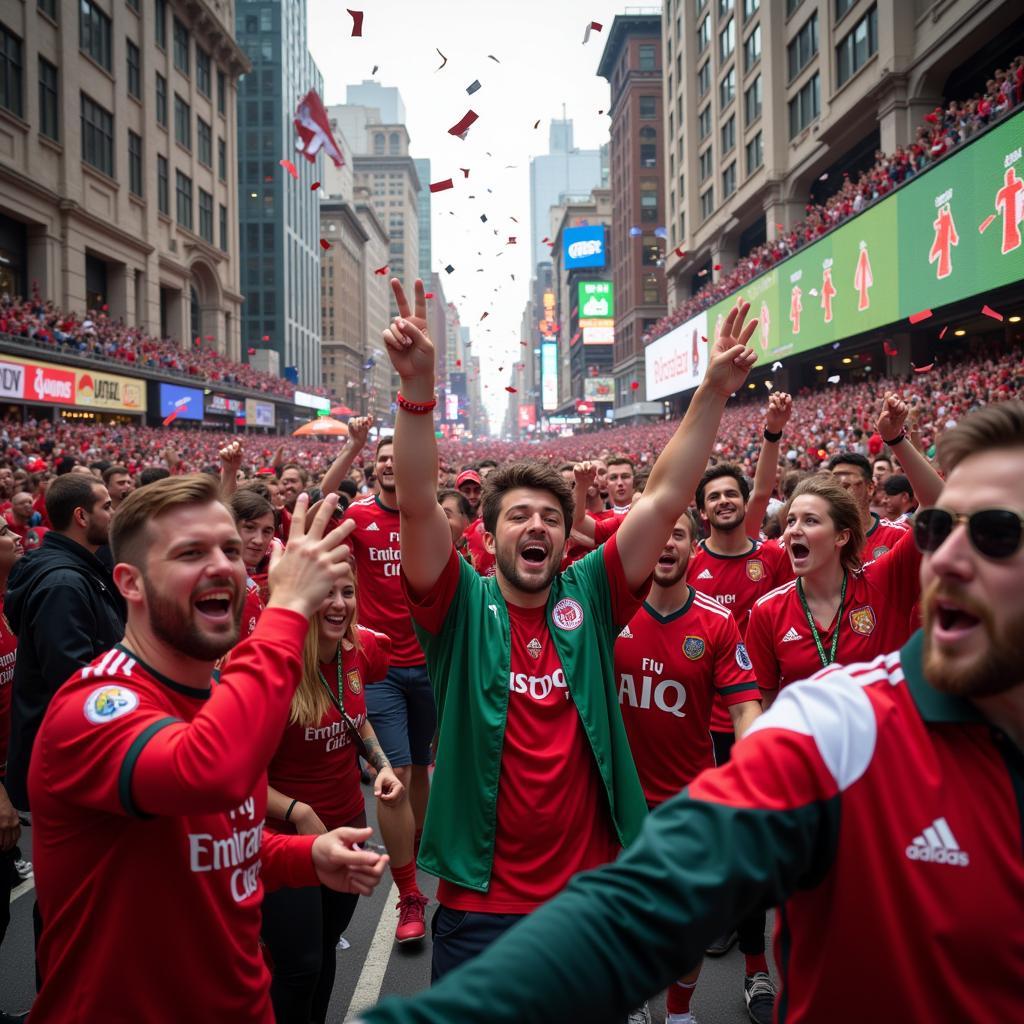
395, 893, 429, 943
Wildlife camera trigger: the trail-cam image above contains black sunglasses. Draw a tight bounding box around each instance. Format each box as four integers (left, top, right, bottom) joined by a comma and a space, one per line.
914, 507, 1024, 560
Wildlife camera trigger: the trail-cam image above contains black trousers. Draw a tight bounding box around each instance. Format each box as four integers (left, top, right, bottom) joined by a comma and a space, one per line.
712, 730, 767, 957
430, 906, 524, 983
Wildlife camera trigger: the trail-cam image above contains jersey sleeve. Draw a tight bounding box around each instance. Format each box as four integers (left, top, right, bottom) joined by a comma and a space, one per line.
360, 628, 392, 682
712, 615, 761, 707
402, 545, 466, 636
745, 599, 782, 692
261, 830, 319, 891
867, 528, 922, 612
769, 543, 796, 586
601, 531, 653, 629
593, 511, 627, 546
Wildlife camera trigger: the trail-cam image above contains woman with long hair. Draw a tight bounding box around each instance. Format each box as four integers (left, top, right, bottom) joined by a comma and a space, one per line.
261, 562, 402, 1024
746, 396, 944, 698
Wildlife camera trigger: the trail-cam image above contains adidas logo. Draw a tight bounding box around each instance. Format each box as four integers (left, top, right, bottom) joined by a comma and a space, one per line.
364, 522, 380, 531
905, 817, 970, 867
696, 569, 713, 580
781, 627, 802, 642
619, 624, 633, 638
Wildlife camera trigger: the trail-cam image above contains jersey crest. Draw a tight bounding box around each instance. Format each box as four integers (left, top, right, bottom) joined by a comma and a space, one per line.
346, 669, 363, 694
526, 637, 543, 659
746, 558, 765, 582
735, 643, 753, 671
83, 685, 139, 725
552, 598, 584, 631
872, 545, 890, 559
849, 605, 877, 636
683, 635, 706, 661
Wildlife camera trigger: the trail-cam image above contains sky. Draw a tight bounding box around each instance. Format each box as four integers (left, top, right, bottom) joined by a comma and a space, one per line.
307, 0, 631, 432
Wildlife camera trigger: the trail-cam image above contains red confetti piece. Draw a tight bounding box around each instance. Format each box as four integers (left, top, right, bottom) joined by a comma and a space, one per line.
162, 409, 182, 426
909, 309, 933, 324
507, 236, 517, 244
520, 340, 528, 346
247, 347, 256, 355
978, 214, 996, 234
425, 292, 435, 299
347, 9, 363, 36
448, 110, 479, 139
505, 386, 517, 393
583, 21, 603, 44
701, 336, 708, 344
373, 265, 388, 275
279, 159, 298, 179
883, 341, 899, 356
194, 337, 201, 346
430, 178, 454, 193
713, 264, 722, 271
674, 247, 686, 258
455, 359, 461, 367
541, 237, 549, 244
262, 335, 270, 341
460, 168, 470, 178
311, 181, 321, 190
939, 325, 948, 339
912, 363, 934, 374
981, 304, 1003, 321
630, 380, 639, 390
319, 239, 331, 250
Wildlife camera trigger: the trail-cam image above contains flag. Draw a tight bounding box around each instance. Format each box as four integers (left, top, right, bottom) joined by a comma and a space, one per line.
294, 89, 345, 168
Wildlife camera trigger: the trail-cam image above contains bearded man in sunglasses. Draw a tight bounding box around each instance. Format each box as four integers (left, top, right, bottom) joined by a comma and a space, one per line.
360, 399, 1024, 1024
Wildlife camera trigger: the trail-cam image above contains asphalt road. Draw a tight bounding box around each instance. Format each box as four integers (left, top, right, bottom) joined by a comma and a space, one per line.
2, 793, 777, 1023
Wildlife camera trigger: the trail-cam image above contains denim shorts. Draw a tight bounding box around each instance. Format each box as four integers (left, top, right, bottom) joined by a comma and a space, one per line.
363, 663, 436, 767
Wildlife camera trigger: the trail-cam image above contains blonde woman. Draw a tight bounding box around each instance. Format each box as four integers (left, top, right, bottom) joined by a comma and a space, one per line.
262, 563, 402, 1024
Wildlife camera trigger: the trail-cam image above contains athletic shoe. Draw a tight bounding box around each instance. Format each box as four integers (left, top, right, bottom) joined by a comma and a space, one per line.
395, 892, 429, 943
13, 859, 32, 881
624, 1002, 650, 1023
744, 971, 777, 1024
704, 929, 737, 956
664, 1013, 698, 1024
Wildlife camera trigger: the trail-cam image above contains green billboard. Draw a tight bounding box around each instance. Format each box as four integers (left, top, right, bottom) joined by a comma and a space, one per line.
578, 281, 615, 319
707, 108, 1024, 359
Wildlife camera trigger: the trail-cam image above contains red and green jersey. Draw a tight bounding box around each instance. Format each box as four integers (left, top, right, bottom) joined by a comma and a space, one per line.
344, 495, 423, 666
268, 626, 390, 831
0, 598, 16, 775
615, 588, 760, 805
747, 529, 921, 691
27, 609, 320, 1023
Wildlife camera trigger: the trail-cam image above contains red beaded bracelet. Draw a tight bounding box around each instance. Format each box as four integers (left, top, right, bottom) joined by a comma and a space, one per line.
397, 392, 437, 415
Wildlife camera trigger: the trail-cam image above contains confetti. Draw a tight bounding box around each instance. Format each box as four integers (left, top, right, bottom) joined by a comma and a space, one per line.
808, 288, 818, 297
455, 359, 461, 367
598, 109, 605, 115
444, 264, 455, 274
435, 48, 448, 71
630, 380, 639, 390
507, 236, 517, 244
939, 325, 948, 339
311, 181, 321, 190
372, 64, 378, 74
765, 381, 774, 390
424, 292, 434, 299
279, 159, 298, 179
448, 110, 479, 139
373, 265, 389, 275
818, 172, 828, 181
713, 264, 722, 271
583, 21, 604, 44
533, 119, 541, 129
480, 214, 488, 223
319, 238, 331, 250
347, 9, 363, 36
510, 216, 518, 223
771, 361, 783, 371
541, 236, 550, 244
460, 168, 470, 178
909, 309, 933, 324
487, 54, 500, 62
674, 247, 686, 258
467, 80, 481, 95
827, 375, 841, 384
430, 178, 454, 193
978, 214, 996, 234
831, 342, 841, 350
981, 304, 1003, 321
262, 335, 270, 341
247, 347, 256, 355
520, 340, 528, 346
776, 222, 785, 230
505, 386, 517, 393
480, 312, 489, 321
697, 268, 708, 277
883, 341, 899, 356
912, 363, 934, 374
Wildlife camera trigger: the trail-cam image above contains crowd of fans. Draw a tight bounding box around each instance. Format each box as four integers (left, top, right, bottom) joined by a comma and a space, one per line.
0, 291, 329, 402
645, 56, 1024, 346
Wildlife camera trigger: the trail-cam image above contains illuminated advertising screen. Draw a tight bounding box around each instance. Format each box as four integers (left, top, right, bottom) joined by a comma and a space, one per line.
244, 398, 276, 427
158, 383, 204, 421
518, 406, 537, 428
645, 311, 709, 401
583, 376, 615, 402
541, 341, 559, 411
577, 281, 615, 319
564, 226, 607, 269
583, 325, 614, 345
293, 389, 331, 413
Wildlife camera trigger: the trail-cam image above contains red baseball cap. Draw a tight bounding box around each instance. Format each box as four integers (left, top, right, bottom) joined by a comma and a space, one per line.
456, 470, 483, 489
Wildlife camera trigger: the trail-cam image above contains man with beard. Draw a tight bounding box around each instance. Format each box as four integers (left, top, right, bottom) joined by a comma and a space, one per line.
27, 476, 387, 1022
359, 399, 1024, 1024
378, 279, 757, 984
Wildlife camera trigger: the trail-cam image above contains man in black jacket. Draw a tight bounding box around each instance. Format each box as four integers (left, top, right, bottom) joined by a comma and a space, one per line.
4, 474, 123, 812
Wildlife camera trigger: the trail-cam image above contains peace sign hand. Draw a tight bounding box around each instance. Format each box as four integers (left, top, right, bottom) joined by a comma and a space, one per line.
381, 279, 434, 383
705, 301, 758, 397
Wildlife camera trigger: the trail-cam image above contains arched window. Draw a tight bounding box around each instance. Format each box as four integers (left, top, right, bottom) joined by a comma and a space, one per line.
389, 132, 400, 155
191, 285, 201, 343
373, 133, 385, 155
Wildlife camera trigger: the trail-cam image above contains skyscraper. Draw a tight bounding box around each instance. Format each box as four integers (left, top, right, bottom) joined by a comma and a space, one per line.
236, 0, 323, 384
345, 80, 406, 125
413, 158, 432, 281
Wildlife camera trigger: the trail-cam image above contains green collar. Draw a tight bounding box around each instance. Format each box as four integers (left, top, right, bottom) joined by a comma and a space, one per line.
374, 493, 398, 514
643, 586, 696, 624
866, 511, 881, 537
900, 631, 985, 724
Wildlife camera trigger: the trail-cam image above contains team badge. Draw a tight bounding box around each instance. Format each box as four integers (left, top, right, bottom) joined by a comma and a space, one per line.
746, 559, 765, 582
683, 636, 706, 661
526, 637, 543, 659
873, 545, 889, 559
552, 599, 584, 631
849, 605, 877, 636
618, 624, 633, 639
347, 670, 362, 694
84, 685, 139, 725
735, 643, 753, 671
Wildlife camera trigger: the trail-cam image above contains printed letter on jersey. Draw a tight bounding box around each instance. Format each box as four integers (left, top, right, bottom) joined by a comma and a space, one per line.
83, 685, 139, 725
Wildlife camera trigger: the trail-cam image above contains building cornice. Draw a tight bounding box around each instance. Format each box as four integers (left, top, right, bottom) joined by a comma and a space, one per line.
180, 0, 252, 77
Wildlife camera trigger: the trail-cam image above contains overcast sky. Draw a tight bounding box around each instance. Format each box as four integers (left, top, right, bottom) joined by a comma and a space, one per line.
307, 0, 629, 431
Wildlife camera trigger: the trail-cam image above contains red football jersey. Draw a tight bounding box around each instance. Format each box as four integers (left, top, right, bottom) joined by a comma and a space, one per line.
268, 626, 391, 831
776, 512, 909, 566
344, 495, 423, 666
242, 576, 264, 638
0, 598, 16, 774
463, 517, 496, 577
747, 529, 922, 692
27, 609, 321, 1023
615, 588, 760, 805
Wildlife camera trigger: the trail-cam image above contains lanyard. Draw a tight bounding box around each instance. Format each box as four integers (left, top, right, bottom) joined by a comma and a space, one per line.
316, 646, 372, 762
317, 646, 346, 717
796, 571, 848, 669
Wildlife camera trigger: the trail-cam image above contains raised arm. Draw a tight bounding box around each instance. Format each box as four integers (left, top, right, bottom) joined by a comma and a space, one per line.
321, 415, 373, 497
746, 392, 791, 539
876, 393, 944, 508
382, 279, 454, 595
218, 440, 243, 499
571, 462, 598, 545
616, 302, 758, 590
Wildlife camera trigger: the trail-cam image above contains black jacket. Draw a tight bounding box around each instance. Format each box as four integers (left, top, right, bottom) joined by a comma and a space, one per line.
4, 531, 126, 808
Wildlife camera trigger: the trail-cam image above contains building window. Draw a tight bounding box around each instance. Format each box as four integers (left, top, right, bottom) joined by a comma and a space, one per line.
126, 39, 141, 100
197, 116, 211, 166
640, 179, 659, 222
81, 93, 114, 175
38, 0, 58, 19
196, 48, 210, 96
38, 57, 58, 139
126, 0, 138, 10
745, 131, 763, 173
721, 114, 736, 152
641, 234, 660, 266
176, 170, 193, 229
836, 6, 878, 86
786, 0, 803, 14
698, 104, 711, 140
700, 187, 715, 221
80, 1, 112, 71
639, 126, 657, 168
0, 26, 22, 118
157, 153, 169, 213
787, 13, 818, 82
199, 188, 213, 242
219, 203, 227, 251
835, 0, 856, 19
217, 70, 226, 115
744, 74, 762, 124
173, 17, 189, 75
699, 146, 713, 183
697, 60, 711, 97
744, 0, 760, 16
697, 17, 710, 54
789, 72, 820, 136
639, 94, 656, 118
722, 161, 737, 197
155, 0, 166, 48
744, 24, 761, 71
720, 67, 736, 108
174, 94, 190, 149
719, 0, 734, 16
218, 137, 226, 180
719, 19, 735, 62
643, 273, 660, 303
156, 72, 167, 126
638, 44, 656, 71
128, 130, 143, 196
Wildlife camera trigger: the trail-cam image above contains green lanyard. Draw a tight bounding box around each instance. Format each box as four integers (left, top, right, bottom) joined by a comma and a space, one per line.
317, 645, 346, 717
796, 571, 848, 669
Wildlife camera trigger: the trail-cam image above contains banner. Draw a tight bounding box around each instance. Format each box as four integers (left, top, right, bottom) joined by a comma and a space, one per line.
294, 389, 331, 413
584, 376, 615, 402
541, 341, 559, 412
75, 369, 146, 412
578, 281, 615, 319
518, 406, 537, 429
645, 311, 709, 401
244, 398, 276, 427
564, 226, 607, 269
0, 361, 24, 401
0, 355, 145, 413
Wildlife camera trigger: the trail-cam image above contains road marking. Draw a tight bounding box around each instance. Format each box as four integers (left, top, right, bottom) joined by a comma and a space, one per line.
9, 877, 34, 903
345, 882, 400, 1021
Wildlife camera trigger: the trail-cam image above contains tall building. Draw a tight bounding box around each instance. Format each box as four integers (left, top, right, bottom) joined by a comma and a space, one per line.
346, 80, 405, 125
0, 0, 249, 357
236, 0, 323, 384
599, 12, 667, 409
662, 0, 1020, 308
413, 158, 432, 281
356, 185, 392, 423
